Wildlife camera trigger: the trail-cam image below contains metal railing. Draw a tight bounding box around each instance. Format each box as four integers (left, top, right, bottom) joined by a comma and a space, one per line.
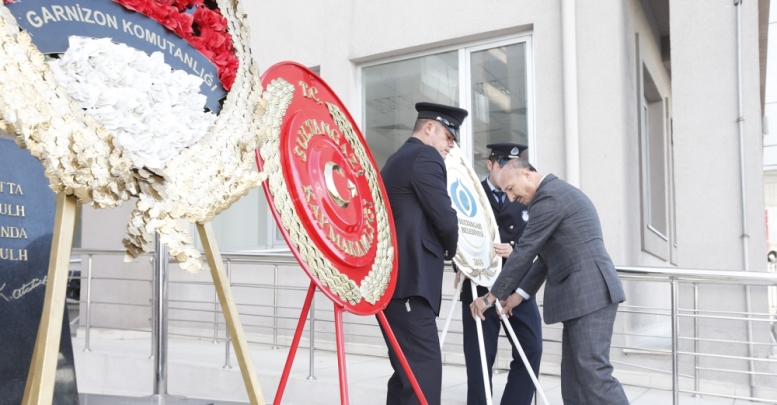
69, 249, 777, 404
615, 266, 777, 404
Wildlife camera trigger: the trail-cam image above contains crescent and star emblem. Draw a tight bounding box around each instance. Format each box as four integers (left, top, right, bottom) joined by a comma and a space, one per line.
324, 161, 357, 208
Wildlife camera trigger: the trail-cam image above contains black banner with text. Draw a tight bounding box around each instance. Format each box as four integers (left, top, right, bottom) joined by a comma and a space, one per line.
0, 135, 78, 405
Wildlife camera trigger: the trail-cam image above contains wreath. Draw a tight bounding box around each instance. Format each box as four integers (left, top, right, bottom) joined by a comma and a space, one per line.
0, 0, 282, 272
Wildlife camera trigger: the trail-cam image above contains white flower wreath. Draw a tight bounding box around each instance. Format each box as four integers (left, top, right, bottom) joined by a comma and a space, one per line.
48, 36, 216, 171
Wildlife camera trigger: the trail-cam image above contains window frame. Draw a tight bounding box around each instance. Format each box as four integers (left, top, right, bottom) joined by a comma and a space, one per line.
356, 32, 536, 168
638, 57, 674, 262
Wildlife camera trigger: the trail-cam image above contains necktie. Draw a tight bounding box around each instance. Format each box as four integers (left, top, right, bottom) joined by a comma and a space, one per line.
493, 190, 505, 209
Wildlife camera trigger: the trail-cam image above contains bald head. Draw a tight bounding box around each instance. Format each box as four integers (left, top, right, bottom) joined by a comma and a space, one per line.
497, 159, 542, 205
502, 158, 536, 173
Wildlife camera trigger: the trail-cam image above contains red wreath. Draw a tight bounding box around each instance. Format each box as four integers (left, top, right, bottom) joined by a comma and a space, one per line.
2, 0, 238, 90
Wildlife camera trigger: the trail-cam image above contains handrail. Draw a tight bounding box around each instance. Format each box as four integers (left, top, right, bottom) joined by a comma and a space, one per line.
616, 265, 777, 285
69, 248, 777, 284
72, 248, 146, 256
68, 248, 777, 404
71, 248, 298, 263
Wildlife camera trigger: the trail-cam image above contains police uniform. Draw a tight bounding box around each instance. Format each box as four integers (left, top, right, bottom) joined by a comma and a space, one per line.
460, 143, 543, 405
379, 102, 465, 405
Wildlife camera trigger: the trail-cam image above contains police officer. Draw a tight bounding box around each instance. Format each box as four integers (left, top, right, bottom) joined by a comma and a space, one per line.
456, 143, 542, 405
379, 102, 465, 405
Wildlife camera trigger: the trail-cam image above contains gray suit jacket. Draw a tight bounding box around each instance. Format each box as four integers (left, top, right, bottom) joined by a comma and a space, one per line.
491, 174, 625, 324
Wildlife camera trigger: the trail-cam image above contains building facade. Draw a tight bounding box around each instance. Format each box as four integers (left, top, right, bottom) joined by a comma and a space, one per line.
34, 0, 774, 398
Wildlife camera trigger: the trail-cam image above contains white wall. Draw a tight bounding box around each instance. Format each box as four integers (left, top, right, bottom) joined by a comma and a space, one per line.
764, 0, 777, 171
671, 0, 772, 389
672, 1, 766, 272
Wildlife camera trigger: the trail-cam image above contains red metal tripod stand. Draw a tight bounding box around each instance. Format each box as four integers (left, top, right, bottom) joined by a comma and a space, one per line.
273, 282, 428, 405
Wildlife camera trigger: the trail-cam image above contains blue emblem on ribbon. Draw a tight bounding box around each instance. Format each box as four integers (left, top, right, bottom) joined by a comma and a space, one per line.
450, 179, 478, 218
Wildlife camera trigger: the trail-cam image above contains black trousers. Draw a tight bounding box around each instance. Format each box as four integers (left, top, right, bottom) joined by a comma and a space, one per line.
379, 296, 442, 405
462, 298, 542, 405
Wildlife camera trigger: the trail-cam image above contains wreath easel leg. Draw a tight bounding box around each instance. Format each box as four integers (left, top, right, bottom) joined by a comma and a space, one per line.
197, 222, 266, 405
22, 193, 78, 405
334, 304, 350, 405
274, 281, 316, 404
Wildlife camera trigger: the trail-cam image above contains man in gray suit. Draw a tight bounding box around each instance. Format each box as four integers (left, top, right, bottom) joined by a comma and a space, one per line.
470, 159, 628, 405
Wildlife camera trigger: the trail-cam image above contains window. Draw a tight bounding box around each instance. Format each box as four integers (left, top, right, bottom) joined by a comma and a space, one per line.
361, 51, 459, 168
469, 42, 531, 178
206, 183, 270, 251
360, 35, 534, 174
639, 64, 674, 261
196, 160, 274, 252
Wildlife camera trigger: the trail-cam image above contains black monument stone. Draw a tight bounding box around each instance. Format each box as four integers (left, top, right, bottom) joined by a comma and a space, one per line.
0, 135, 79, 404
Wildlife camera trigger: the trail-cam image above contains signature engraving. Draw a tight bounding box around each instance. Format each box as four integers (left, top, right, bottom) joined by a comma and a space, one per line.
0, 283, 8, 302
13, 276, 47, 300
0, 276, 48, 302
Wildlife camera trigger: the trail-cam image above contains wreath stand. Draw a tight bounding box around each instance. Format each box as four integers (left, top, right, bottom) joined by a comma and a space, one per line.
271, 283, 428, 405
22, 193, 268, 405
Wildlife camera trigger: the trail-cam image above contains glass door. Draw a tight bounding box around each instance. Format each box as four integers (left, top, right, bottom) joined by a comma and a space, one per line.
465, 38, 534, 179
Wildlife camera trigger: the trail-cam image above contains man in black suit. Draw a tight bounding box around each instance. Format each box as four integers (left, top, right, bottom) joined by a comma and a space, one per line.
379, 102, 466, 405
456, 143, 542, 405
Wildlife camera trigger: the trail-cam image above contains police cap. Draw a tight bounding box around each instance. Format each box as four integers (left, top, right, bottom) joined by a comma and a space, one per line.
486, 142, 528, 160
415, 102, 469, 142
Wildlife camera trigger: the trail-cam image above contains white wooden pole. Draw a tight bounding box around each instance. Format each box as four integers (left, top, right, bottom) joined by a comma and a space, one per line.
471, 282, 493, 405
494, 300, 549, 405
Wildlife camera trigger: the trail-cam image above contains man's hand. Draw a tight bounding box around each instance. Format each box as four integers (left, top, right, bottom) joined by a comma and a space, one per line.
470, 292, 496, 320
494, 243, 513, 258
499, 292, 524, 317
454, 270, 461, 289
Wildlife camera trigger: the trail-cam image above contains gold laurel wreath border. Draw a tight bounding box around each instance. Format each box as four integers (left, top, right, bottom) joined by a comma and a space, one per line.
259, 80, 393, 306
